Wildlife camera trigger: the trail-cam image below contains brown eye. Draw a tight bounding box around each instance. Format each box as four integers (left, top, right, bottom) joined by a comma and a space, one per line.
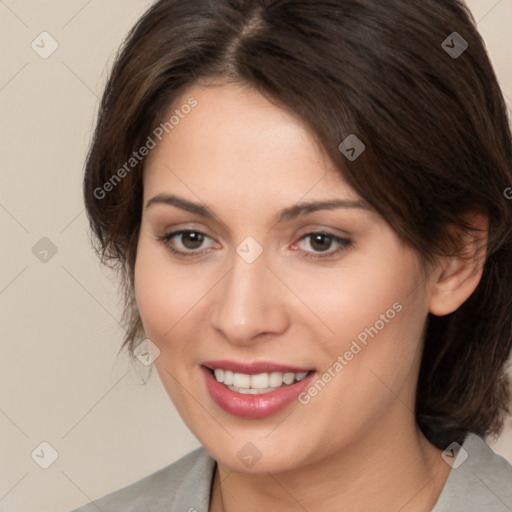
157, 229, 215, 258
179, 231, 205, 250
309, 233, 334, 252
294, 231, 353, 260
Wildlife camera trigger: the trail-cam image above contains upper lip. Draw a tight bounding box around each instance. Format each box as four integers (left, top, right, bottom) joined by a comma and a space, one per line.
202, 360, 314, 375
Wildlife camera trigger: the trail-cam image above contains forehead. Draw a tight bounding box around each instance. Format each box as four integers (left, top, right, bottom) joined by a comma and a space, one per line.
142, 81, 360, 205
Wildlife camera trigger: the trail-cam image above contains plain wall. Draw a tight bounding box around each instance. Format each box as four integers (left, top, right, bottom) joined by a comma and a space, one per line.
0, 1, 511, 511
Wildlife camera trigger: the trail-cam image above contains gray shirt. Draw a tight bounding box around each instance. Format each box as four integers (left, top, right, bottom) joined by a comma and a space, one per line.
68, 433, 512, 511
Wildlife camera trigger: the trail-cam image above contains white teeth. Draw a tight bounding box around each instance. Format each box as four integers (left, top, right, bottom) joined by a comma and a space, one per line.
232, 372, 251, 388
282, 372, 295, 385
237, 388, 259, 394
250, 373, 269, 389
268, 372, 283, 387
212, 369, 311, 389
228, 386, 273, 394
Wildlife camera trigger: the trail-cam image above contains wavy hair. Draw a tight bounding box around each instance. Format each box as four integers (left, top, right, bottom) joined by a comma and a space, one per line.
83, 0, 512, 449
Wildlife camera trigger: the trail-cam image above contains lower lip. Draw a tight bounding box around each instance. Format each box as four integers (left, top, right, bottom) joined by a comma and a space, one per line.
201, 366, 316, 419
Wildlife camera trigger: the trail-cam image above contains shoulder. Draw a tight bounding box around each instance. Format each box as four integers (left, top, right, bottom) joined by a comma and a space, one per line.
433, 432, 512, 511
67, 446, 216, 512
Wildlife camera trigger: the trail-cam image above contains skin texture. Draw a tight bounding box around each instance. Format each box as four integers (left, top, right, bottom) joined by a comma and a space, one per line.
134, 81, 487, 511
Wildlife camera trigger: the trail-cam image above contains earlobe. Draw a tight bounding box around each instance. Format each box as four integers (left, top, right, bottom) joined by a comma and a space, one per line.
428, 211, 488, 317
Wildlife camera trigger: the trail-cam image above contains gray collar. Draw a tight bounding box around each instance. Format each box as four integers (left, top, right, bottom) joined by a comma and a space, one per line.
432, 432, 512, 511
170, 447, 215, 512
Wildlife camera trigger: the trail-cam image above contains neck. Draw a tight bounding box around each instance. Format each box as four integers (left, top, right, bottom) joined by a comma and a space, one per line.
209, 417, 452, 512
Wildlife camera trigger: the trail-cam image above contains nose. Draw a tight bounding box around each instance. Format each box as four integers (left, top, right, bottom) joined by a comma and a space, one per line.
209, 248, 290, 346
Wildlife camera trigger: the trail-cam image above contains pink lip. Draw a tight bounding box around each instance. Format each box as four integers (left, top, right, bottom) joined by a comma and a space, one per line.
201, 365, 316, 419
202, 359, 313, 375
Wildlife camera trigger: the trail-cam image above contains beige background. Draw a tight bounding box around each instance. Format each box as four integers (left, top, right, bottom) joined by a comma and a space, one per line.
0, 1, 511, 511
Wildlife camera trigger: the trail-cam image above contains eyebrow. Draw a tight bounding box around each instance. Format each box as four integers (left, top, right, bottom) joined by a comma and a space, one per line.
145, 193, 372, 223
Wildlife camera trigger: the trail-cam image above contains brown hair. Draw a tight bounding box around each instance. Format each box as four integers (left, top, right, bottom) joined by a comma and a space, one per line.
83, 0, 512, 449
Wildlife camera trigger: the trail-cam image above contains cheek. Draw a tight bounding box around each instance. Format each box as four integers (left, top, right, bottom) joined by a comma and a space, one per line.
133, 235, 204, 348
133, 237, 207, 412
288, 251, 420, 355
293, 248, 426, 410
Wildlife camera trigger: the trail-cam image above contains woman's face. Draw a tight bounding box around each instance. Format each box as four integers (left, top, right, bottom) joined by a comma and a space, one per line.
135, 81, 435, 473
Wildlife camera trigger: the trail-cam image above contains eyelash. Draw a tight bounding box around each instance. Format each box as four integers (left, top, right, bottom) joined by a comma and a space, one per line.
156, 230, 353, 260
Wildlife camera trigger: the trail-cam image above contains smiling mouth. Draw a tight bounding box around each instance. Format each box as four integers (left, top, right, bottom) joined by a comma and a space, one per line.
204, 367, 314, 394
201, 363, 317, 418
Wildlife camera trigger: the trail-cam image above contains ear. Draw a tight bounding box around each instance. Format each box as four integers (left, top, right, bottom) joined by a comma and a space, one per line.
429, 211, 489, 317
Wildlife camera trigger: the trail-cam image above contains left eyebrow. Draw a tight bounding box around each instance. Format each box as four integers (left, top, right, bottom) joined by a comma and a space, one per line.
276, 199, 372, 223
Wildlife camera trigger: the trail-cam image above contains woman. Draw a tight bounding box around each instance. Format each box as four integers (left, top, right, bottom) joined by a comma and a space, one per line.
71, 0, 512, 510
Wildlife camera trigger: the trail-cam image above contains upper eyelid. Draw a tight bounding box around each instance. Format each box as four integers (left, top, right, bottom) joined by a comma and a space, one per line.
158, 220, 353, 238
161, 226, 348, 239
162, 228, 350, 252
165, 229, 218, 247
147, 203, 365, 240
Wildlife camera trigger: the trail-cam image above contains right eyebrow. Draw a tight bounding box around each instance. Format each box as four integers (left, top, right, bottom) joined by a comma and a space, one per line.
145, 193, 217, 219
